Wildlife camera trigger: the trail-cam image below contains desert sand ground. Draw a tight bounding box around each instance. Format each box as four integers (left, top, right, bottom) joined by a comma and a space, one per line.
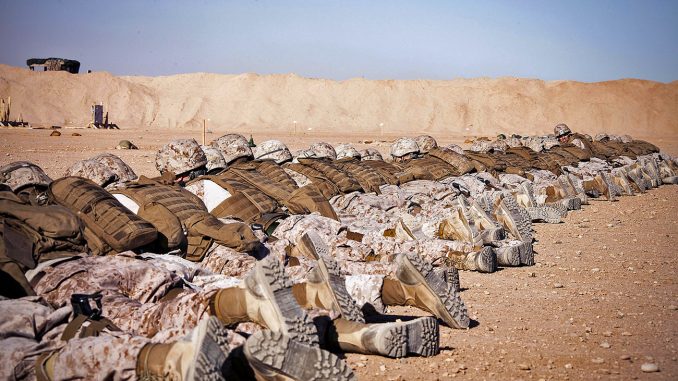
1, 126, 677, 380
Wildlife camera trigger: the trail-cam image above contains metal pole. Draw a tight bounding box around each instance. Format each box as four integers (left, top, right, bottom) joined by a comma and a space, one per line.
203, 119, 206, 145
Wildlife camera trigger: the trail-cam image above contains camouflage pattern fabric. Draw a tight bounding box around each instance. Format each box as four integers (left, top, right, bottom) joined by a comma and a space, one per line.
253, 140, 293, 164
335, 144, 361, 160
309, 142, 337, 160
390, 138, 419, 158
0, 161, 53, 192
92, 153, 138, 185
211, 134, 253, 164
64, 159, 118, 186
200, 145, 227, 172
155, 139, 207, 175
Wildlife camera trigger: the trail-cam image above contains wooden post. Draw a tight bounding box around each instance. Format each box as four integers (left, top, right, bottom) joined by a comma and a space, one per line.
202, 119, 206, 145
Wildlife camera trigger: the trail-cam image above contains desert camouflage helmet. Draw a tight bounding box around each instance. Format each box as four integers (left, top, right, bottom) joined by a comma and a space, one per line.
335, 143, 361, 160
554, 123, 572, 138
390, 137, 420, 158
92, 153, 138, 183
292, 149, 316, 163
0, 161, 53, 192
443, 144, 465, 155
211, 134, 253, 164
594, 133, 610, 142
156, 138, 208, 175
65, 159, 118, 187
414, 135, 438, 153
309, 142, 337, 160
359, 148, 383, 161
253, 140, 293, 164
200, 145, 227, 171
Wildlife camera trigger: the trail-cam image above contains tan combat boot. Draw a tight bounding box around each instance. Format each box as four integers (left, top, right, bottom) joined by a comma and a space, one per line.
244, 330, 356, 381
136, 316, 230, 381
593, 172, 620, 201
493, 193, 533, 243
292, 232, 365, 323
525, 205, 563, 224
382, 252, 470, 329
437, 206, 483, 248
445, 246, 498, 272
328, 316, 440, 358
211, 256, 318, 345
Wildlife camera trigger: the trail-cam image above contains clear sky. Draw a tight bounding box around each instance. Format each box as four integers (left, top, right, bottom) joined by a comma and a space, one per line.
1, 0, 677, 82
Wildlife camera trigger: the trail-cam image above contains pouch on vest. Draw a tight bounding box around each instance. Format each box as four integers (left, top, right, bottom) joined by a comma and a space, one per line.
49, 177, 158, 254
137, 202, 187, 253
185, 213, 260, 255
287, 185, 339, 220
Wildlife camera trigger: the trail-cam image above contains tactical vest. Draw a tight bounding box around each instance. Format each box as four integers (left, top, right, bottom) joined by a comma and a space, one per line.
427, 147, 475, 175
234, 161, 338, 220
250, 160, 299, 193
117, 179, 260, 261
624, 140, 659, 157
49, 177, 158, 256
297, 158, 363, 194
359, 160, 405, 185
283, 162, 341, 198
199, 175, 282, 223
403, 156, 455, 180
334, 159, 387, 194
464, 152, 507, 173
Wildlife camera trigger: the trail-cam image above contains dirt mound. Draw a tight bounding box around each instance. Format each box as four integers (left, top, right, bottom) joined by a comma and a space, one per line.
1, 64, 676, 138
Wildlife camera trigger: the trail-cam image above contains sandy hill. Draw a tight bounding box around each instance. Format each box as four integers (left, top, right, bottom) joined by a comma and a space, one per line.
1, 64, 676, 138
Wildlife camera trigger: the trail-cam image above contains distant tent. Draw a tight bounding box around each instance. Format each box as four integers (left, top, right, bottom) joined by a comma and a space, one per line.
26, 58, 80, 74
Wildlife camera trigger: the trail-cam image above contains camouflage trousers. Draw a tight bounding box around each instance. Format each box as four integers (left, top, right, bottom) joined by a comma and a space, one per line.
0, 297, 245, 381
32, 253, 241, 341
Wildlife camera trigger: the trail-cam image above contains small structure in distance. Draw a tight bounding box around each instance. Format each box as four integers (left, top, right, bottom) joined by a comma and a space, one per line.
26, 58, 80, 74
88, 103, 119, 129
0, 97, 29, 127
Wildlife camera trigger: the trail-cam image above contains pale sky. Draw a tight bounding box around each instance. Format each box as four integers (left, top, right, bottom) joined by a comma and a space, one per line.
1, 0, 677, 82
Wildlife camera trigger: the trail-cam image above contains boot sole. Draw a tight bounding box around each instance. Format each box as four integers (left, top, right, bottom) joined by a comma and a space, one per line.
474, 246, 498, 273
561, 197, 581, 211
526, 206, 562, 224
189, 316, 230, 381
480, 227, 505, 245
256, 257, 319, 345
245, 330, 356, 381
401, 252, 470, 329
404, 316, 440, 357
495, 244, 521, 267
518, 240, 535, 266
303, 232, 366, 324
497, 194, 533, 243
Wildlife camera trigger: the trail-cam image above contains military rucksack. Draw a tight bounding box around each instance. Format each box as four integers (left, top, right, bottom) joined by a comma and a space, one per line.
0, 189, 86, 298
49, 177, 158, 255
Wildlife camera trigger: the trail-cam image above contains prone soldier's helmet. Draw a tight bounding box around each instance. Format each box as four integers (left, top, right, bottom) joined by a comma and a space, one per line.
496, 134, 507, 140
335, 144, 361, 160
594, 133, 610, 142
92, 153, 138, 184
359, 148, 383, 161
554, 123, 572, 139
0, 161, 53, 192
443, 144, 465, 155
390, 138, 420, 158
414, 135, 437, 154
310, 142, 337, 160
211, 134, 253, 164
155, 138, 208, 176
200, 145, 228, 172
253, 140, 293, 164
65, 159, 118, 187
292, 149, 317, 163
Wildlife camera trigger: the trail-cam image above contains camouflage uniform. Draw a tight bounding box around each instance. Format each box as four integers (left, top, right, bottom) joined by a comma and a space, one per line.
0, 296, 245, 381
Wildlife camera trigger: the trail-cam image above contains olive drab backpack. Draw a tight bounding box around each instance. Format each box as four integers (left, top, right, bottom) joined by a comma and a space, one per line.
0, 188, 87, 298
